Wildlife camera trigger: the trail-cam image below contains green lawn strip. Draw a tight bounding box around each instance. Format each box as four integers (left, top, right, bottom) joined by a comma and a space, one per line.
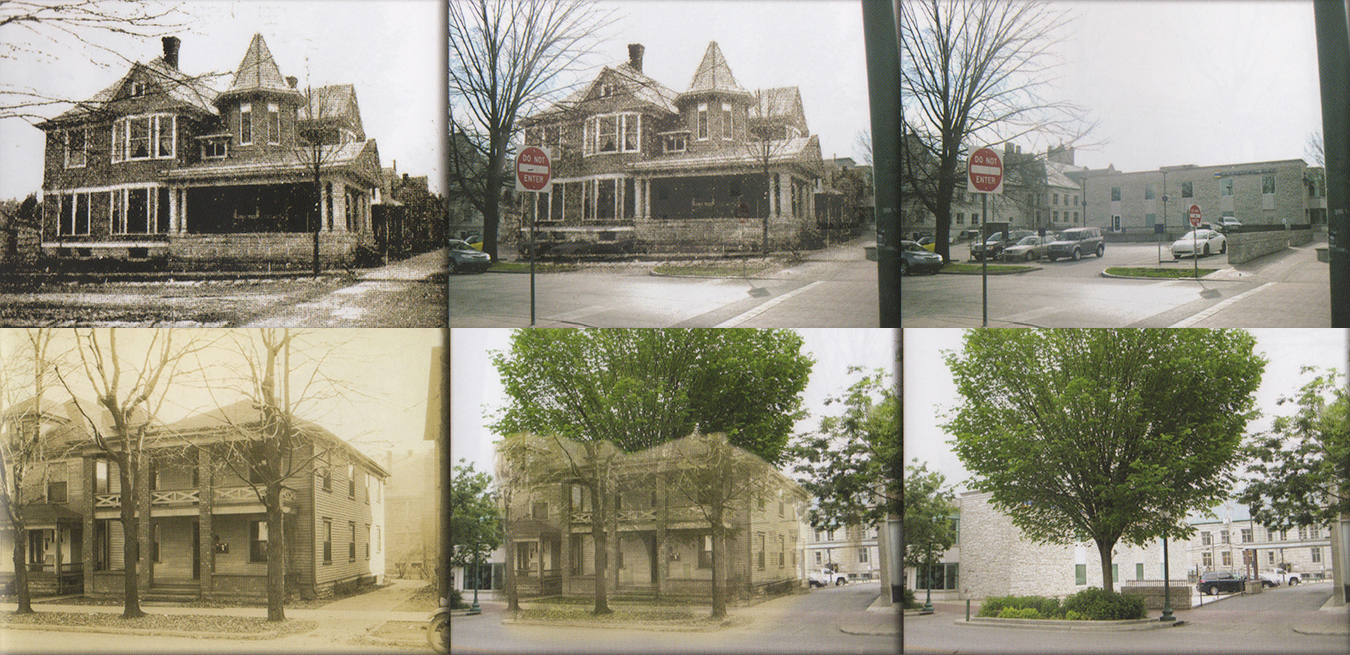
489, 261, 582, 273
1, 611, 318, 636
652, 264, 767, 277
1105, 267, 1217, 278
940, 263, 1036, 275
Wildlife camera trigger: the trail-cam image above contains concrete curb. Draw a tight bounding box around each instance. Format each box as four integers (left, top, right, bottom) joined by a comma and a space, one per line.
838, 623, 899, 636
648, 270, 762, 280
955, 617, 1187, 631
502, 617, 735, 632
0, 621, 282, 639
1098, 269, 1224, 280
942, 265, 1041, 275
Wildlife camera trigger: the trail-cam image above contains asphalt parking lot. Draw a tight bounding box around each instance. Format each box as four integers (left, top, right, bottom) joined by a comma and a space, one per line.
952, 240, 1232, 279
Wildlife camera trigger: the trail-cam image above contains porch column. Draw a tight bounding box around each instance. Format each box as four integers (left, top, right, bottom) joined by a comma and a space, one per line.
319, 178, 329, 233
137, 454, 151, 591
82, 457, 95, 596
177, 188, 188, 234
198, 446, 212, 597
332, 182, 347, 233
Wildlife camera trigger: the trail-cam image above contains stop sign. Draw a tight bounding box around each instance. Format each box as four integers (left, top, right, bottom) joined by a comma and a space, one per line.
967, 147, 1004, 194
1189, 204, 1202, 227
515, 146, 552, 192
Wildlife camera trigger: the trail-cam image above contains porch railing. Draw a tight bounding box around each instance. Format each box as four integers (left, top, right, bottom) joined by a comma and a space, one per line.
94, 486, 296, 508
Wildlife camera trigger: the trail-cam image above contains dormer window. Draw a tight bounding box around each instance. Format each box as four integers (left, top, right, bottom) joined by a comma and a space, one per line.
200, 134, 229, 159
132, 81, 147, 97
267, 103, 281, 144
599, 83, 615, 97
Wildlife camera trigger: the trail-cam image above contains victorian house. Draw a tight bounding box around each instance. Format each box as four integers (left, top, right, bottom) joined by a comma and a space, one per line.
0, 396, 387, 602
35, 34, 381, 266
517, 42, 825, 252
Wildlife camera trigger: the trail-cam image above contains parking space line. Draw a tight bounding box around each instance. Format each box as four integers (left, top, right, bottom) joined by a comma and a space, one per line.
1168, 282, 1275, 327
714, 281, 824, 327
995, 306, 1063, 324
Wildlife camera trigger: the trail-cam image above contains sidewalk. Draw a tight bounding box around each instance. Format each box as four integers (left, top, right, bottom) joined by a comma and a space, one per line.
241, 248, 447, 326
1169, 237, 1332, 327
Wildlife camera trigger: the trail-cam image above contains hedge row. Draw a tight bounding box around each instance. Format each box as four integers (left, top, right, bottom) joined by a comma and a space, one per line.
978, 588, 1145, 621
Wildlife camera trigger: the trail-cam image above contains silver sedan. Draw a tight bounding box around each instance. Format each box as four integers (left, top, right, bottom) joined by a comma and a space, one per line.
1001, 235, 1048, 262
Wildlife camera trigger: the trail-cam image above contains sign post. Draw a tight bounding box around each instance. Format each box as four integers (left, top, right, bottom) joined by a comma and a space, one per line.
968, 147, 1004, 326
1189, 204, 1202, 280
515, 146, 553, 325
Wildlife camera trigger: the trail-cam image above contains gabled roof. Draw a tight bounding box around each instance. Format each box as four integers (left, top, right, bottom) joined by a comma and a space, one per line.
529, 62, 679, 121
683, 41, 750, 98
754, 86, 808, 134
39, 57, 220, 128
218, 33, 304, 104
302, 84, 365, 139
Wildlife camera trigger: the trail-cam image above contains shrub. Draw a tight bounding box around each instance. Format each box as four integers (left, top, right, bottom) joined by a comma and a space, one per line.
997, 607, 1042, 619
448, 588, 466, 610
900, 586, 921, 610
1065, 610, 1084, 621
979, 595, 1062, 618
1062, 587, 1146, 620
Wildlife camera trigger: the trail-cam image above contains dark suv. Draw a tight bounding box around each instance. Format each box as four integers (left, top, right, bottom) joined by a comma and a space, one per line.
970, 229, 1036, 261
1046, 227, 1104, 262
1196, 571, 1245, 595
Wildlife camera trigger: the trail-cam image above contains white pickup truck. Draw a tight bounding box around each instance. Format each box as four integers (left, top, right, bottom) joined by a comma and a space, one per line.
808, 568, 849, 588
1258, 569, 1301, 588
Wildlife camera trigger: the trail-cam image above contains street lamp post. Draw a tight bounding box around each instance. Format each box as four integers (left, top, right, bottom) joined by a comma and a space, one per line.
469, 517, 482, 615
922, 542, 934, 613
1160, 536, 1175, 622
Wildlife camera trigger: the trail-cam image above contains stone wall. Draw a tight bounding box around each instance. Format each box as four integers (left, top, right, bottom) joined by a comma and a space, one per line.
167, 232, 361, 264
1121, 582, 1194, 609
635, 217, 803, 253
1226, 228, 1313, 265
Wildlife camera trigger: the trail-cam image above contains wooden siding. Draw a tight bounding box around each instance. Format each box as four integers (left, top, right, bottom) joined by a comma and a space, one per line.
311, 453, 376, 586
211, 513, 266, 576
153, 517, 195, 579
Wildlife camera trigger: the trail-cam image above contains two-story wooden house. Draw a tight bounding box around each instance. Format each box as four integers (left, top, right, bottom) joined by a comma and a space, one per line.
499, 432, 809, 603
0, 396, 387, 602
517, 42, 824, 253
34, 34, 381, 266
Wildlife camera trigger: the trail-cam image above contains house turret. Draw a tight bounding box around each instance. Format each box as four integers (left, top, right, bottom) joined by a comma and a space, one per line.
213, 34, 307, 153
675, 42, 754, 149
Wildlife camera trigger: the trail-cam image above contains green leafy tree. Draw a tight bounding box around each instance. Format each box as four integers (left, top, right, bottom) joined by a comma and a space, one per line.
1238, 368, 1350, 531
903, 461, 956, 591
944, 329, 1266, 592
790, 367, 899, 531
449, 460, 501, 593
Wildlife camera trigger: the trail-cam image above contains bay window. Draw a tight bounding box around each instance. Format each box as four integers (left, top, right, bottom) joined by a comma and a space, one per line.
59, 193, 91, 236
585, 113, 641, 154
112, 114, 175, 161
111, 187, 169, 234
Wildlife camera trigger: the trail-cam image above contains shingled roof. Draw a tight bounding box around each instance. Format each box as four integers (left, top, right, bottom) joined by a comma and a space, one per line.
302, 84, 365, 139
682, 41, 751, 99
218, 33, 304, 104
38, 56, 220, 128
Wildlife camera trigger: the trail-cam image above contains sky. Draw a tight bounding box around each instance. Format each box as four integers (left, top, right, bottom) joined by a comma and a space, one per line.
0, 0, 444, 201
2, 328, 443, 468
450, 328, 898, 483
903, 329, 1350, 496
906, 1, 1325, 173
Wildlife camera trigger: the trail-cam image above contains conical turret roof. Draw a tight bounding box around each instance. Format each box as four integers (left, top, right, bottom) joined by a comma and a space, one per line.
218, 33, 303, 103
684, 41, 750, 97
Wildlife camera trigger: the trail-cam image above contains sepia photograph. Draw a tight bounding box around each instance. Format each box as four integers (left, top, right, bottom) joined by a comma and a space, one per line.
902, 328, 1350, 653
0, 0, 447, 327
0, 327, 445, 653
449, 327, 899, 654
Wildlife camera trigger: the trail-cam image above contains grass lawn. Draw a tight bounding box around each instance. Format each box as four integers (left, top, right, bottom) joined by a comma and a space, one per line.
652, 264, 768, 277
0, 611, 318, 636
488, 261, 582, 273
1105, 267, 1217, 278
940, 262, 1036, 275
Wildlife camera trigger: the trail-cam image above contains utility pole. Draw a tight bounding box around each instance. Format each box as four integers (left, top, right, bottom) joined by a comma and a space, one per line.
862, 0, 899, 327
1314, 0, 1350, 326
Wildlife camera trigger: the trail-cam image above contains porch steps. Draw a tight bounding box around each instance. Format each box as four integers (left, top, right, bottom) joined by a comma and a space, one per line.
144, 580, 200, 603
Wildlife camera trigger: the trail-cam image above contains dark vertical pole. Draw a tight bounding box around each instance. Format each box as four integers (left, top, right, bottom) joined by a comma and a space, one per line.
981, 194, 988, 326
863, 0, 900, 326
1315, 0, 1350, 326
529, 193, 537, 326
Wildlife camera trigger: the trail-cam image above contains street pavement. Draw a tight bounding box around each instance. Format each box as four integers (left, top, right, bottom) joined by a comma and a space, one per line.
903, 236, 1334, 327
241, 248, 448, 326
451, 583, 897, 654
449, 236, 882, 327
0, 578, 434, 653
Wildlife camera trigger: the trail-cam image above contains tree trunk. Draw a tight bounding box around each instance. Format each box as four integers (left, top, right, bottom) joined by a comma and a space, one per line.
591, 480, 611, 615
608, 490, 619, 594
11, 520, 32, 614
266, 481, 286, 621
710, 507, 727, 620
482, 146, 505, 261
1097, 539, 1116, 593
312, 160, 323, 277
502, 498, 519, 612
119, 457, 145, 618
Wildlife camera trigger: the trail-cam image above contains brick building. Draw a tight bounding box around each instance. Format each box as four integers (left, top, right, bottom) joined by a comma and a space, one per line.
34, 34, 381, 266
515, 42, 827, 253
0, 396, 387, 602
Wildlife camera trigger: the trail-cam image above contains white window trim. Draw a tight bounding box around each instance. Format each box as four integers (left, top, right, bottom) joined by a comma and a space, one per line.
697, 102, 708, 141
109, 185, 165, 236
240, 103, 253, 146
721, 102, 733, 140
112, 114, 175, 162
59, 192, 92, 236
584, 113, 641, 156
63, 128, 89, 169
202, 139, 228, 160
267, 102, 281, 144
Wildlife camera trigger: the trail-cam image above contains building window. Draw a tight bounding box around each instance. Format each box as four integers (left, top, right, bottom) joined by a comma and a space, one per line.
46, 481, 67, 503
1145, 184, 1156, 200
1241, 528, 1252, 543
721, 103, 732, 139
94, 520, 109, 571
1268, 551, 1276, 564
94, 458, 109, 494
1182, 181, 1193, 198
365, 524, 371, 559
1262, 175, 1275, 194
323, 519, 332, 564
1299, 526, 1307, 540
65, 128, 88, 168
366, 474, 372, 504
129, 116, 151, 158
1202, 551, 1212, 567
203, 140, 227, 159
858, 547, 868, 564
918, 563, 958, 590
1221, 551, 1232, 567
268, 103, 281, 144
251, 521, 269, 562
1075, 564, 1086, 585
1053, 211, 1059, 222
956, 213, 964, 225
624, 114, 639, 151
1136, 562, 1144, 581
1111, 186, 1121, 201
1220, 530, 1229, 544
814, 551, 822, 564
598, 115, 618, 152
533, 502, 548, 520
665, 134, 687, 152
240, 103, 253, 145
1222, 178, 1233, 196
113, 188, 164, 235
320, 459, 331, 492
778, 500, 784, 517
348, 463, 355, 498
349, 522, 356, 561
757, 496, 765, 511
1202, 531, 1212, 546
1053, 193, 1059, 205
1311, 547, 1321, 563
949, 518, 960, 545
376, 526, 381, 553
756, 533, 765, 571
697, 103, 708, 140
59, 193, 91, 236
1311, 526, 1320, 538
1281, 529, 1288, 541
827, 529, 835, 542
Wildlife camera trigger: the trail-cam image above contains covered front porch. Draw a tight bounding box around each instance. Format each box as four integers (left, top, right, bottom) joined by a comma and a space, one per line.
0, 504, 84, 596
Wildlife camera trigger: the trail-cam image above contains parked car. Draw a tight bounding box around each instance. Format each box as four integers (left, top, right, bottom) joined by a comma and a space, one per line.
450, 239, 492, 273
808, 568, 849, 587
1221, 217, 1243, 231
917, 236, 939, 253
970, 230, 1035, 261
958, 229, 982, 242
1259, 569, 1301, 587
902, 240, 944, 275
464, 234, 484, 251
1196, 571, 1245, 595
1001, 235, 1049, 262
1170, 229, 1227, 259
1045, 227, 1104, 261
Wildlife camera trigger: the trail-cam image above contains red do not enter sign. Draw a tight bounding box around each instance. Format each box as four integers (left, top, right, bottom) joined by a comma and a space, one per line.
1189, 204, 1202, 227
967, 147, 1003, 194
516, 146, 552, 192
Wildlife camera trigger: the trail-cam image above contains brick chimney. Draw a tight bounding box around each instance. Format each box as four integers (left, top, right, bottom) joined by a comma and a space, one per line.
628, 43, 644, 73
162, 36, 181, 68
286, 76, 298, 89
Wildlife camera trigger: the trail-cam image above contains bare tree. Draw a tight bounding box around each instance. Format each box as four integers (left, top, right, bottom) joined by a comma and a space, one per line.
901, 0, 1093, 262
1307, 131, 1325, 167
744, 89, 804, 254
0, 0, 186, 122
53, 328, 207, 619
449, 0, 616, 260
